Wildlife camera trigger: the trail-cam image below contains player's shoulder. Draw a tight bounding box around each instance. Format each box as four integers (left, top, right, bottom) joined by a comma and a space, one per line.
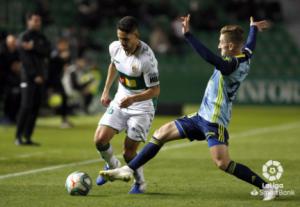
140, 41, 154, 54
234, 51, 251, 65
109, 41, 122, 57
139, 41, 156, 61
139, 41, 158, 70
109, 41, 121, 51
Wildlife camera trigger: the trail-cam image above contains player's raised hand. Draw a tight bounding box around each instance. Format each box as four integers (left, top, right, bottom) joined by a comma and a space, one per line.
250, 16, 271, 32
181, 14, 191, 34
100, 92, 111, 107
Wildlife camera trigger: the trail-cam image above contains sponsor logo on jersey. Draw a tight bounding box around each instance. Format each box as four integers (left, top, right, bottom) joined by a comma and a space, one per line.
149, 73, 159, 83
119, 76, 137, 87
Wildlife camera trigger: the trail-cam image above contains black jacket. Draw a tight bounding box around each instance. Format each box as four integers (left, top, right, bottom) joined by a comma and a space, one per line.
18, 29, 50, 82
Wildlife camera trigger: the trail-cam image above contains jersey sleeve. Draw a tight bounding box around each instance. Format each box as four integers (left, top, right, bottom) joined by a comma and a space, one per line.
242, 26, 258, 58
184, 32, 238, 75
142, 52, 160, 88
109, 41, 119, 63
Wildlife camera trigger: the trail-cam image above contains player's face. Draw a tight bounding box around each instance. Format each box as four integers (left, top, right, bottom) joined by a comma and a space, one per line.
218, 34, 234, 56
117, 29, 139, 54
27, 15, 42, 31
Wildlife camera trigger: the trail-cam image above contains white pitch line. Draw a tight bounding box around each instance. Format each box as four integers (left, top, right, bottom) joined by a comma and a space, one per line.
0, 121, 299, 180
0, 150, 61, 160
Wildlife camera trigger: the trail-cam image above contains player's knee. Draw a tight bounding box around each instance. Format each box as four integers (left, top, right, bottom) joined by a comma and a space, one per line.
153, 123, 172, 143
153, 129, 166, 143
213, 159, 228, 171
94, 130, 108, 145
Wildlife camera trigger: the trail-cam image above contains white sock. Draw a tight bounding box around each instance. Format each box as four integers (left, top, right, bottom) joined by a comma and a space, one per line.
99, 144, 119, 169
133, 166, 145, 184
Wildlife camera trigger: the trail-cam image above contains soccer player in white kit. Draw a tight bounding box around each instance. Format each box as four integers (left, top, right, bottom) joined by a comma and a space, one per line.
94, 16, 160, 194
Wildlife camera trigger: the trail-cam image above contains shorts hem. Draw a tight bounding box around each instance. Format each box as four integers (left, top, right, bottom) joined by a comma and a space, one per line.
98, 124, 121, 133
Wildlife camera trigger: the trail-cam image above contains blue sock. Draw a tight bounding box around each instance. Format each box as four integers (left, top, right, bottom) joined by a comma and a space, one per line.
128, 137, 163, 170
226, 161, 267, 189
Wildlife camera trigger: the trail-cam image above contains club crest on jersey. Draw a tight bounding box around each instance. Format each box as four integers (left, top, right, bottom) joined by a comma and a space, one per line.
132, 65, 138, 73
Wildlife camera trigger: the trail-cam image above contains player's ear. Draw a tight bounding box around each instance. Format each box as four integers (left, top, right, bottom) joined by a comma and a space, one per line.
134, 29, 140, 39
228, 42, 235, 51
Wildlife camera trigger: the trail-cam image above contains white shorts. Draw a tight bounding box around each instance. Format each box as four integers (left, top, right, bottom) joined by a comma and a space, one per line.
98, 103, 155, 142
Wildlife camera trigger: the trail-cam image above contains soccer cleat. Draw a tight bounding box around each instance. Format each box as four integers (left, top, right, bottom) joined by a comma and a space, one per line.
24, 140, 40, 146
15, 138, 24, 146
96, 160, 121, 185
96, 164, 110, 185
128, 182, 146, 194
60, 121, 73, 129
100, 165, 133, 182
262, 184, 279, 201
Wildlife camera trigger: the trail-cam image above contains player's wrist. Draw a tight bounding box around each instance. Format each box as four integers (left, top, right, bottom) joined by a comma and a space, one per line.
183, 31, 192, 37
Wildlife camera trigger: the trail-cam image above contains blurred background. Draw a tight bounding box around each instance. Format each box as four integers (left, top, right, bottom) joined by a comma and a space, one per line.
0, 0, 299, 125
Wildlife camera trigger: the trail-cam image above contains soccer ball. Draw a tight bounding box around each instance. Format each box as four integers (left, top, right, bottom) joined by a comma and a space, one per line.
65, 171, 92, 196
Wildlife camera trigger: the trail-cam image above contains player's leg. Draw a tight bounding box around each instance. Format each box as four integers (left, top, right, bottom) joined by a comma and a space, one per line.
15, 82, 33, 145
95, 104, 129, 185
210, 145, 260, 181
123, 137, 146, 194
94, 125, 121, 185
23, 84, 43, 145
94, 125, 120, 167
209, 143, 276, 200
123, 111, 166, 193
100, 121, 183, 182
128, 121, 182, 171
95, 104, 127, 169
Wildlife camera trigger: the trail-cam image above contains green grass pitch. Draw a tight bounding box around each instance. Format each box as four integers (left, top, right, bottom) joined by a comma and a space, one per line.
0, 106, 299, 207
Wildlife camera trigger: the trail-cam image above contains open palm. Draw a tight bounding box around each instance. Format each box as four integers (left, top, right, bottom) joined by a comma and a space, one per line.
250, 16, 271, 32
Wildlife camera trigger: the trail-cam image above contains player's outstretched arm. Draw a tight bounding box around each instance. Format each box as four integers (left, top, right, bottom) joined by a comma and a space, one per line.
244, 17, 271, 56
181, 14, 236, 75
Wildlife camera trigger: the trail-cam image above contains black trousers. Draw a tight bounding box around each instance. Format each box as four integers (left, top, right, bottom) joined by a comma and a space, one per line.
16, 82, 43, 140
3, 87, 21, 122
52, 84, 69, 120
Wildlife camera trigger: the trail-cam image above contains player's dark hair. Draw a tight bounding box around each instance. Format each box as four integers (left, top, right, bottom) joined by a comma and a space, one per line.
117, 16, 138, 33
220, 25, 244, 45
26, 11, 41, 21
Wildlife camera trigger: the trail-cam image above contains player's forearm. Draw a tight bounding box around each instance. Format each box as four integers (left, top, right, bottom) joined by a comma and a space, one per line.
184, 32, 235, 75
131, 85, 160, 103
184, 32, 225, 67
103, 64, 117, 93
244, 26, 258, 53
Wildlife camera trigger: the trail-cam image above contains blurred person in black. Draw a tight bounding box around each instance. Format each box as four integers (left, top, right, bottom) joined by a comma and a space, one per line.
0, 31, 7, 109
0, 35, 21, 124
48, 38, 73, 128
15, 12, 50, 145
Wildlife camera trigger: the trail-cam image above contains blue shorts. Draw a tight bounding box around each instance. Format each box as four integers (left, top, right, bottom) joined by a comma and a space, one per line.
174, 113, 229, 147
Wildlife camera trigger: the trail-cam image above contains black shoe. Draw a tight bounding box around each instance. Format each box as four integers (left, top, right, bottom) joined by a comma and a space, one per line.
24, 140, 40, 146
15, 138, 24, 146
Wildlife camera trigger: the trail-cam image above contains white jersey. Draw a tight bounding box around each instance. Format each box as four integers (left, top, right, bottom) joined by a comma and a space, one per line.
109, 40, 159, 112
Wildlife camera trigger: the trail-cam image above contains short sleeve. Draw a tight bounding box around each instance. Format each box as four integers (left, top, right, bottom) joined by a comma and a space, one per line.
109, 41, 120, 63
143, 53, 159, 88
